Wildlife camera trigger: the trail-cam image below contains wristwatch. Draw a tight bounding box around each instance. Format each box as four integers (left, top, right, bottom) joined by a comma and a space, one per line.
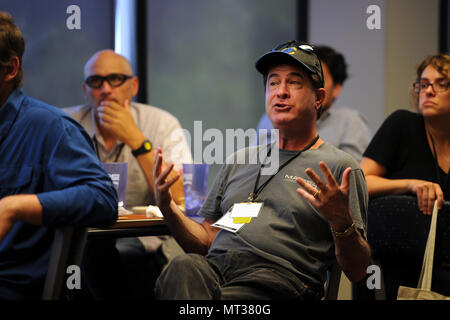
132, 139, 152, 157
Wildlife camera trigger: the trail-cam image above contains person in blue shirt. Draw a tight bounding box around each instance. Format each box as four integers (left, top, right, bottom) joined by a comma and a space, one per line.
0, 11, 118, 299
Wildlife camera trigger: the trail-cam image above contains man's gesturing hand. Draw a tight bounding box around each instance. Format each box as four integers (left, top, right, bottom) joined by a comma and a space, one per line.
296, 161, 353, 231
153, 147, 180, 211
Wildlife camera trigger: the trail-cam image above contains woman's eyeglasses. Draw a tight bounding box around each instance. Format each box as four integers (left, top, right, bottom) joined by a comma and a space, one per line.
413, 80, 449, 93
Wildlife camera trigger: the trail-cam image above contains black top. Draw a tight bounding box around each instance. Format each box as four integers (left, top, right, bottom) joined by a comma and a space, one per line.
363, 109, 449, 199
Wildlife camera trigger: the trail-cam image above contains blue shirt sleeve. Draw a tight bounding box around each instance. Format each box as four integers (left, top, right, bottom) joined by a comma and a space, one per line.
37, 116, 118, 228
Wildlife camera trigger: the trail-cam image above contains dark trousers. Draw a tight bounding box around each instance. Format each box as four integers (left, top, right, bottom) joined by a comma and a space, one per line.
155, 250, 322, 300
71, 237, 167, 300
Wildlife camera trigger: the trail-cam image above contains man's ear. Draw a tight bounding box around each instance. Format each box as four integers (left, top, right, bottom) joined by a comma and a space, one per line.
131, 76, 139, 97
3, 56, 19, 83
315, 87, 326, 111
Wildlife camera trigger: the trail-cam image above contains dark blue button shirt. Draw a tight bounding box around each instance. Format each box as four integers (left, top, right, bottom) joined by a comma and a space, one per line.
0, 90, 118, 299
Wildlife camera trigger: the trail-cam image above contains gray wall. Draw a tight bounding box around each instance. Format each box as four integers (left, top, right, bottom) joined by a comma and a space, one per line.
385, 0, 439, 116
309, 0, 439, 136
309, 0, 386, 135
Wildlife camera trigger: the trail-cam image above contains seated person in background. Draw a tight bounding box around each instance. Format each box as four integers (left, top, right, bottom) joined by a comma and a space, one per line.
0, 11, 118, 300
257, 45, 371, 162
360, 53, 450, 299
153, 40, 371, 300
64, 50, 192, 299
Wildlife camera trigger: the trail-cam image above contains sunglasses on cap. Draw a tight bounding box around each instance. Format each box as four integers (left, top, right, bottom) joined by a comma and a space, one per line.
255, 40, 324, 88
272, 41, 315, 53
84, 73, 133, 89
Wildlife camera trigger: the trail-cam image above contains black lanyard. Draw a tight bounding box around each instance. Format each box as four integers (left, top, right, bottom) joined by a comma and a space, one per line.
429, 132, 450, 193
93, 135, 125, 163
248, 135, 320, 202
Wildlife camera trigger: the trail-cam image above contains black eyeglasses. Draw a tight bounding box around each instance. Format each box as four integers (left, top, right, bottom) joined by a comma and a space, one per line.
413, 80, 449, 93
84, 73, 133, 89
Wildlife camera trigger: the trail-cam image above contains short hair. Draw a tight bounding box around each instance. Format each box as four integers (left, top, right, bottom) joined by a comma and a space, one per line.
411, 54, 450, 110
315, 46, 348, 85
0, 11, 25, 88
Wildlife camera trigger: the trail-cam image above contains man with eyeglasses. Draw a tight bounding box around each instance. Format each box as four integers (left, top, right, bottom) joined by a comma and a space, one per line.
153, 40, 370, 300
64, 50, 192, 299
0, 12, 118, 299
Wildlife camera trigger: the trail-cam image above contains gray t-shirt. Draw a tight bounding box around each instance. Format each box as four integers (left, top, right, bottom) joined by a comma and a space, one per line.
199, 142, 368, 287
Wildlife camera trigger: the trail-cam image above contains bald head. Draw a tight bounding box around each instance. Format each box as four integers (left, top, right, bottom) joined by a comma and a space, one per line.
84, 50, 133, 79
82, 50, 138, 109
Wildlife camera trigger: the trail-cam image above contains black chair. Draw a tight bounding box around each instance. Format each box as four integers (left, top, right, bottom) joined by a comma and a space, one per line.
352, 256, 386, 300
324, 263, 342, 300
42, 227, 87, 300
353, 195, 449, 300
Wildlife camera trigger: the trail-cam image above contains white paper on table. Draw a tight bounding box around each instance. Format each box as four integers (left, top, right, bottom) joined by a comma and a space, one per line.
145, 205, 163, 218
118, 201, 133, 216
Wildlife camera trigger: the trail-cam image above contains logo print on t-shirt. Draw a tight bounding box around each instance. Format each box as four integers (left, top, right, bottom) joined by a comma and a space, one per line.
283, 174, 317, 189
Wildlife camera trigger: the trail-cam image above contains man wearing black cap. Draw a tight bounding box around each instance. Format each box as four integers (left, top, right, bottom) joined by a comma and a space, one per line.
153, 41, 371, 300
257, 45, 371, 162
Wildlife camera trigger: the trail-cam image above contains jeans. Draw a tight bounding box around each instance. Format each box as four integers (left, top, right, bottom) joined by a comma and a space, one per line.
155, 250, 321, 300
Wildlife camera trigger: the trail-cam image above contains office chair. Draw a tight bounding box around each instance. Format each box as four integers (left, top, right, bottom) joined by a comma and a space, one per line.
324, 263, 342, 300
42, 227, 87, 300
356, 195, 444, 300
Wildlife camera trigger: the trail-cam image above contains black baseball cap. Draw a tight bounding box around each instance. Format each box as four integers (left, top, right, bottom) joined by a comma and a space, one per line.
255, 40, 324, 88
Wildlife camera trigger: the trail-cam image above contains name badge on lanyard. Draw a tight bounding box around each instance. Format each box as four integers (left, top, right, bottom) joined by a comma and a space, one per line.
230, 202, 263, 224
212, 135, 319, 233
211, 202, 263, 233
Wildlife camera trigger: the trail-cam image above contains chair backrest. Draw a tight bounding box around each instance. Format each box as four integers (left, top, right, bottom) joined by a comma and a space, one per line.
42, 227, 87, 300
367, 195, 430, 259
364, 195, 450, 300
324, 263, 341, 300
363, 195, 425, 300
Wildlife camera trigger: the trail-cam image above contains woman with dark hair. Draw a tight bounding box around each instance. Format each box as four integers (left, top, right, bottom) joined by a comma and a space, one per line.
361, 54, 450, 299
